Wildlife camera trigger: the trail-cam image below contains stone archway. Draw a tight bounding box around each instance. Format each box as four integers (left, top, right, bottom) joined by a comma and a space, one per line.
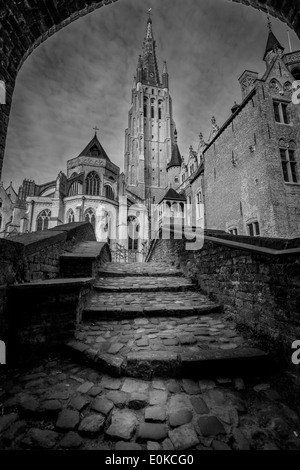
0, 0, 299, 178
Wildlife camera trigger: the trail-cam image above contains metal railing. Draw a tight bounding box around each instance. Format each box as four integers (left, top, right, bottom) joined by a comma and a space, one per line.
111, 241, 149, 263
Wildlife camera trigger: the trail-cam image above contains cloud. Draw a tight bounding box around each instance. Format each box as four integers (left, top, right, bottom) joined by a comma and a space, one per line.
2, 0, 299, 188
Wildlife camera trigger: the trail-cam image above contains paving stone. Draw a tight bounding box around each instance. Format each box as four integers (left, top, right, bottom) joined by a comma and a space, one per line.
254, 383, 271, 392
152, 380, 166, 391
78, 414, 105, 435
100, 377, 122, 390
145, 406, 167, 423
2, 421, 27, 444
29, 428, 59, 449
92, 397, 114, 416
121, 379, 149, 394
69, 395, 90, 412
106, 410, 137, 441
107, 343, 124, 354
88, 386, 103, 397
212, 440, 231, 450
39, 400, 63, 414
76, 382, 94, 394
190, 397, 209, 415
20, 397, 40, 414
60, 432, 83, 449
179, 335, 197, 345
45, 391, 70, 401
138, 423, 168, 442
234, 377, 246, 391
147, 441, 161, 450
167, 380, 181, 394
168, 424, 199, 450
220, 343, 238, 350
56, 410, 80, 431
162, 438, 174, 450
233, 429, 250, 450
0, 413, 19, 433
127, 393, 149, 410
115, 442, 142, 451
106, 391, 128, 408
182, 379, 201, 395
197, 416, 226, 436
149, 390, 168, 406
169, 409, 193, 427
199, 380, 216, 392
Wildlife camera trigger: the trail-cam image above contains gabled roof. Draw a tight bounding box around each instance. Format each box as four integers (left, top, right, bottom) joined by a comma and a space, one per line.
264, 30, 284, 60
78, 133, 110, 161
159, 187, 186, 205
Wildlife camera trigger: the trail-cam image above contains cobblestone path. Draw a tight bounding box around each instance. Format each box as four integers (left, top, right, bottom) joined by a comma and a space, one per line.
0, 355, 299, 450
1, 262, 299, 450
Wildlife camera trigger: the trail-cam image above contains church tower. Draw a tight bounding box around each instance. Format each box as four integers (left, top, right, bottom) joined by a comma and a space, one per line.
125, 15, 176, 206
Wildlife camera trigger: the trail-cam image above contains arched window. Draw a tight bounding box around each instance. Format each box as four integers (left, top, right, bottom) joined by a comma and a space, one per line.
105, 185, 114, 200
85, 208, 96, 230
68, 181, 80, 197
86, 171, 100, 196
128, 216, 139, 251
66, 209, 75, 224
292, 67, 300, 81
36, 209, 51, 232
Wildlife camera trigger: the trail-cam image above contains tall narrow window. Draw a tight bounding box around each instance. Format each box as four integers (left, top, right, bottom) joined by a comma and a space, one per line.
36, 209, 51, 232
86, 171, 100, 196
273, 101, 290, 124
247, 221, 260, 237
105, 185, 114, 200
67, 209, 75, 224
85, 208, 96, 230
151, 107, 154, 119
144, 105, 147, 117
0, 214, 2, 230
280, 143, 298, 183
158, 108, 162, 120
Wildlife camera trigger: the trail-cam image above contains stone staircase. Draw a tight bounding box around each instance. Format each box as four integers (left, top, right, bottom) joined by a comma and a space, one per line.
66, 262, 268, 379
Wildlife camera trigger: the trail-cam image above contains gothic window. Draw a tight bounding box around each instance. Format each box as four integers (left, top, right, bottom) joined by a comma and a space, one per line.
292, 67, 300, 81
131, 166, 136, 185
86, 171, 100, 196
247, 221, 260, 237
66, 209, 75, 224
36, 209, 51, 232
284, 81, 292, 93
68, 181, 80, 197
280, 140, 298, 183
273, 101, 289, 124
105, 185, 114, 200
128, 216, 139, 251
85, 208, 96, 230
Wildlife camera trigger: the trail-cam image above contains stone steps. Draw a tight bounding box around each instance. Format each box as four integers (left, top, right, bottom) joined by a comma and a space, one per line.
98, 262, 183, 278
65, 340, 269, 379
94, 276, 195, 293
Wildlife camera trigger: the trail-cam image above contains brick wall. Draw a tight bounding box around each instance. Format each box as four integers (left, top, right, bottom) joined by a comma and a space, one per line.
148, 230, 300, 359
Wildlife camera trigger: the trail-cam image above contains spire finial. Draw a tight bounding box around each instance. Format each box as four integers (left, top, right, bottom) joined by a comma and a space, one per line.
93, 126, 99, 136
146, 8, 152, 22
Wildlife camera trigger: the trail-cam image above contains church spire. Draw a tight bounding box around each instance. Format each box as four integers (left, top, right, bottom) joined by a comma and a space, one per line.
263, 15, 284, 61
162, 61, 169, 89
141, 13, 161, 86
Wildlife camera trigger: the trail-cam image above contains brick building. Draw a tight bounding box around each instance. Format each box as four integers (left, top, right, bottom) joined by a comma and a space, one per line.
187, 23, 300, 239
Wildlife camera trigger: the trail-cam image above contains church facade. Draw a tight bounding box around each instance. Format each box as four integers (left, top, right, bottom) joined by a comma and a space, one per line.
1, 17, 300, 250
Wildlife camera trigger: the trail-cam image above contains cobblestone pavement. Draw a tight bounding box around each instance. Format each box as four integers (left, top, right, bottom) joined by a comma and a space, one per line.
75, 314, 251, 358
98, 263, 183, 276
94, 276, 195, 292
0, 355, 300, 450
86, 291, 220, 311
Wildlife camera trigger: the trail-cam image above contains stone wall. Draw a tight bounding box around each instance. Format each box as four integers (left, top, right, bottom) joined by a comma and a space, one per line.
0, 222, 97, 340
0, 1, 299, 178
148, 230, 300, 358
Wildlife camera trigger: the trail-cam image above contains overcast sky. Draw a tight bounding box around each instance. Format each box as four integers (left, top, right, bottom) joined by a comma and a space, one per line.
2, 0, 300, 189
